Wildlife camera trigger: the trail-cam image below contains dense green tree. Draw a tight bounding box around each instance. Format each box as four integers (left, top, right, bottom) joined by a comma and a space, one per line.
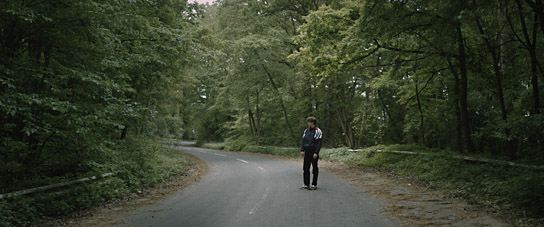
187, 0, 543, 159
1, 0, 197, 191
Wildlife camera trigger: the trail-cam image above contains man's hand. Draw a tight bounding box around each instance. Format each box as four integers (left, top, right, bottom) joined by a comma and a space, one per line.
313, 153, 318, 159
300, 151, 304, 156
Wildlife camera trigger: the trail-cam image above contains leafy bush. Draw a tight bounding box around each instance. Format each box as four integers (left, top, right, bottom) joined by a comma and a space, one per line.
241, 146, 300, 157
149, 117, 185, 139
325, 147, 544, 218
0, 138, 189, 227
226, 135, 253, 151
201, 142, 228, 150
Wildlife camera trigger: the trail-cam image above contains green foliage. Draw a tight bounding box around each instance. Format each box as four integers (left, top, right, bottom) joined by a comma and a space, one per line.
0, 0, 198, 225
242, 146, 300, 157
186, 0, 333, 146
0, 139, 189, 227
328, 148, 544, 219
189, 0, 544, 158
147, 117, 184, 139
201, 142, 228, 150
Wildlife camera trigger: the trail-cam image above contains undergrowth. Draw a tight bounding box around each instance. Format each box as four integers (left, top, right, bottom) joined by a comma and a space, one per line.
0, 137, 189, 227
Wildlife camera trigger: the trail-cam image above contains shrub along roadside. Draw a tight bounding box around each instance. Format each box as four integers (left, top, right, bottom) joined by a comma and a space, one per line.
201, 142, 544, 223
0, 138, 189, 227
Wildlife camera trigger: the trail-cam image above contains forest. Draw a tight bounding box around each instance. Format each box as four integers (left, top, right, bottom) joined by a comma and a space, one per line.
190, 0, 544, 158
1, 0, 544, 226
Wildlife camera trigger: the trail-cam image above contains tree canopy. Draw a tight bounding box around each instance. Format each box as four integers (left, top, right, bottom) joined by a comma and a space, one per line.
1, 0, 199, 191
188, 0, 544, 161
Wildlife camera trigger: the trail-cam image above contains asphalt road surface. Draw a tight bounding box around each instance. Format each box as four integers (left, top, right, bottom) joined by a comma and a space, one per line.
120, 142, 400, 227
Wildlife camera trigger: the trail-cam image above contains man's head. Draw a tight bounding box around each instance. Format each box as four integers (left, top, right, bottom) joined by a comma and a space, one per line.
306, 116, 317, 128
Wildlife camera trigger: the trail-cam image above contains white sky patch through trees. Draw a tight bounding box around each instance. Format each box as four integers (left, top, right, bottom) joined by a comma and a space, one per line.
194, 0, 214, 4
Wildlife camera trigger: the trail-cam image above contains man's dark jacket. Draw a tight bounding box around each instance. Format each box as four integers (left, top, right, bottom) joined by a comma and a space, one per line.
300, 127, 322, 154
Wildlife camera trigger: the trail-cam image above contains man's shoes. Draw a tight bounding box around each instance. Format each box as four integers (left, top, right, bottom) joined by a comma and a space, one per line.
309, 185, 317, 190
300, 185, 309, 190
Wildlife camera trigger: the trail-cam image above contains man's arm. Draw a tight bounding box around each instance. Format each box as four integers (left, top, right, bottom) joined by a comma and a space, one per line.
300, 129, 307, 151
300, 129, 306, 156
314, 138, 322, 154
313, 128, 322, 154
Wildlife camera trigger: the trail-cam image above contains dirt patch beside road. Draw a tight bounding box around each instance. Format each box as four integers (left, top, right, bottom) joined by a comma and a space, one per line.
231, 151, 510, 227
324, 163, 509, 227
35, 151, 208, 227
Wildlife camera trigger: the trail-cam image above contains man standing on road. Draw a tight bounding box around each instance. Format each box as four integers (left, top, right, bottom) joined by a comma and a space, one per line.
300, 116, 322, 190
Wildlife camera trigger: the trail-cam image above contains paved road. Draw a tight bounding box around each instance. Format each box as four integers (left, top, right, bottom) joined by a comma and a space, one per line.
120, 142, 400, 227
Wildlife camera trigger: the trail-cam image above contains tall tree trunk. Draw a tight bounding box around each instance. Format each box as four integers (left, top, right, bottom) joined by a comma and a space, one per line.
538, 0, 544, 35
475, 15, 516, 157
525, 0, 544, 35
261, 64, 297, 142
140, 98, 150, 135
415, 82, 425, 145
255, 89, 261, 136
339, 109, 355, 148
357, 103, 367, 147
369, 90, 384, 144
517, 0, 541, 114
530, 15, 540, 114
448, 59, 464, 153
518, 0, 544, 154
120, 126, 128, 140
456, 24, 476, 153
305, 76, 313, 115
246, 95, 254, 136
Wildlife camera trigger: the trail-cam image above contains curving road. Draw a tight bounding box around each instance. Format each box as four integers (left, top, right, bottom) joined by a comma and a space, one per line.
120, 142, 400, 227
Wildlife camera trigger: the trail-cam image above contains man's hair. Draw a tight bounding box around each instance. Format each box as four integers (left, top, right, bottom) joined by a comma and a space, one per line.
306, 116, 317, 124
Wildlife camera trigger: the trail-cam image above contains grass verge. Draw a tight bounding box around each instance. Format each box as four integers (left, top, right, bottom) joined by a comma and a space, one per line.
0, 137, 189, 227
201, 142, 544, 225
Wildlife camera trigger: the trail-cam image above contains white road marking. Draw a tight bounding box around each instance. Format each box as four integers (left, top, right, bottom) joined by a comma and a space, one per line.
198, 150, 206, 153
258, 166, 265, 171
236, 158, 249, 163
249, 187, 270, 215
214, 153, 227, 157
